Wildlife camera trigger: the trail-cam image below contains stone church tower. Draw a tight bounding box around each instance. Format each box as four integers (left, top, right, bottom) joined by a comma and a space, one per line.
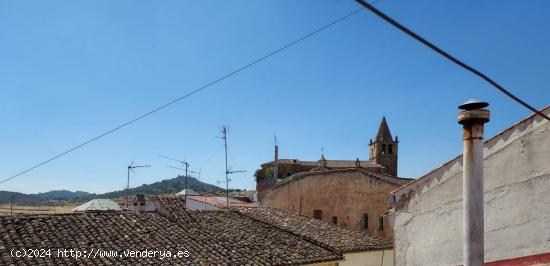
369, 117, 399, 176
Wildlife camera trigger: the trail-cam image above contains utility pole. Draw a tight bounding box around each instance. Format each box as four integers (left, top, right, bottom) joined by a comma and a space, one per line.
218, 126, 245, 207
126, 162, 150, 209
458, 99, 490, 266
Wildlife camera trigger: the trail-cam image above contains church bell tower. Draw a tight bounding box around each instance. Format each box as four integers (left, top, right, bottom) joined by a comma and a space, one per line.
369, 117, 398, 177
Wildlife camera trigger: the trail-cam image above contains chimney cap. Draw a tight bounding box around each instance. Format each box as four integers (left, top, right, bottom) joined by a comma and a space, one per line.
458, 99, 489, 110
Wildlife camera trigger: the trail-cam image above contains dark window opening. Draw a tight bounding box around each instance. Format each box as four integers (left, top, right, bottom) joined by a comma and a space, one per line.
379, 217, 384, 231
381, 144, 386, 155
140, 202, 145, 206
389, 144, 393, 154
313, 209, 322, 220
332, 216, 337, 225
362, 214, 369, 229
133, 202, 138, 206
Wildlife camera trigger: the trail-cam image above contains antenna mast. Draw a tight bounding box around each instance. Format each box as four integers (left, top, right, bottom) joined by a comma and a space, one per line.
222, 126, 229, 207
218, 126, 246, 207
126, 162, 150, 209
159, 154, 191, 203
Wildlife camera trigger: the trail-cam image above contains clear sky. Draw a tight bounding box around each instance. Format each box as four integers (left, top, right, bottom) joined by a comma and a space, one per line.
1, 0, 549, 194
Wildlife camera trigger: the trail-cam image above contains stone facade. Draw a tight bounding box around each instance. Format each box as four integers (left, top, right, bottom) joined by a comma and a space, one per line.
391, 106, 550, 265
260, 169, 411, 239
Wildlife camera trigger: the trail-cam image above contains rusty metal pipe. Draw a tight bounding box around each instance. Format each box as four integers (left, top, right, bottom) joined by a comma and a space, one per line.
458, 100, 490, 266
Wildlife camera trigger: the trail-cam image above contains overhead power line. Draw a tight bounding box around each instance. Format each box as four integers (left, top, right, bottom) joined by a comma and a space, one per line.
0, 5, 370, 185
355, 0, 550, 121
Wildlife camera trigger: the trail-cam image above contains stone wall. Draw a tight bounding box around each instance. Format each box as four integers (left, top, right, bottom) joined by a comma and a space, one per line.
260, 169, 407, 239
392, 107, 550, 265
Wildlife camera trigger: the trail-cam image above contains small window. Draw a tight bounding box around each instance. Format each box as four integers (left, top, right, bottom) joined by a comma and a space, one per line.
379, 217, 384, 231
332, 216, 338, 225
133, 202, 138, 206
362, 214, 369, 229
389, 144, 393, 154
140, 202, 145, 206
313, 209, 322, 220
381, 144, 386, 155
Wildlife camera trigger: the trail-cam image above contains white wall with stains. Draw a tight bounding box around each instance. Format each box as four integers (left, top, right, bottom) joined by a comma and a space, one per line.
391, 107, 550, 266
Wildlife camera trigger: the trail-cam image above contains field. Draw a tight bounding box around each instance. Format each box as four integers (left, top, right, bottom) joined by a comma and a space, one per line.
0, 204, 78, 216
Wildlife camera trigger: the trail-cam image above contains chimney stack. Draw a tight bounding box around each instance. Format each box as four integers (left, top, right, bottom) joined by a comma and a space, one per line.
458, 99, 490, 266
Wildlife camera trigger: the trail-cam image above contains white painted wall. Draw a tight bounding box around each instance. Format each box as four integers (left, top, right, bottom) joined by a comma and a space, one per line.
340, 250, 393, 266
392, 108, 550, 265
185, 198, 218, 210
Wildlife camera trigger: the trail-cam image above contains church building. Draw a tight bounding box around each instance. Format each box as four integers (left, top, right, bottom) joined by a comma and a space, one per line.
258, 117, 399, 182
256, 117, 412, 239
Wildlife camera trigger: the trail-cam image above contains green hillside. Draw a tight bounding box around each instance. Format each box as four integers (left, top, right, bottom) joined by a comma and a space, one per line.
1, 175, 226, 205
83, 175, 224, 201
0, 190, 91, 205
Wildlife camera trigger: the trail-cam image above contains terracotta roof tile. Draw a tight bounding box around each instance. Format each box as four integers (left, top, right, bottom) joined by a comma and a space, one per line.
186, 195, 255, 208
0, 196, 343, 265
237, 207, 393, 252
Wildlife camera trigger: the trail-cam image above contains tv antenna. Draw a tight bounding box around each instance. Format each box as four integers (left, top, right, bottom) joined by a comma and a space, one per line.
167, 165, 199, 181
159, 154, 191, 201
217, 126, 246, 207
126, 161, 150, 209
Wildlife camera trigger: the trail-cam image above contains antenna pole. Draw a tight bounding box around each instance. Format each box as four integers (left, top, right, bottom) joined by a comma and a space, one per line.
126, 163, 150, 210
223, 126, 229, 207
126, 165, 130, 209
184, 161, 189, 203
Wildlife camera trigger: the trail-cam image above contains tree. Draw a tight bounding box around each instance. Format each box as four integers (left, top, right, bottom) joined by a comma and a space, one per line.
254, 168, 274, 182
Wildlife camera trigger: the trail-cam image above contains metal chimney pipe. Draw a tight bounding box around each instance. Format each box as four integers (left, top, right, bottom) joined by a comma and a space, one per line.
458, 99, 490, 266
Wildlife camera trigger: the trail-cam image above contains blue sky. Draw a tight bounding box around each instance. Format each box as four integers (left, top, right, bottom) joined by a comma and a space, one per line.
1, 0, 549, 194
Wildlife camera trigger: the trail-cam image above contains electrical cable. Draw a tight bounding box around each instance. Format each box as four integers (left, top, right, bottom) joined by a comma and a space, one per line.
355, 0, 550, 121
0, 5, 369, 185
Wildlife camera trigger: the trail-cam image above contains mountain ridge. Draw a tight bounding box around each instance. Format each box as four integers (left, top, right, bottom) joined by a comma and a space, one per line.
0, 175, 228, 205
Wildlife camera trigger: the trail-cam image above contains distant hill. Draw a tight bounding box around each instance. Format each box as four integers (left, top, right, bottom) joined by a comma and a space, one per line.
0, 190, 91, 205
86, 175, 224, 201
35, 190, 91, 200
0, 175, 232, 205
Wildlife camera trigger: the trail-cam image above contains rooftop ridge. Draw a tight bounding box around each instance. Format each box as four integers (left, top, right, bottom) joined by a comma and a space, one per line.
236, 206, 393, 252
275, 168, 409, 188
233, 209, 344, 256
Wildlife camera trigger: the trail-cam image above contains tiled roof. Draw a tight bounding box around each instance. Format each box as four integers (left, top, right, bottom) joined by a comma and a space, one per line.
0, 196, 343, 265
301, 160, 381, 168
73, 199, 121, 212
185, 210, 342, 265
237, 207, 393, 252
262, 159, 382, 169
154, 196, 343, 265
276, 168, 412, 188
186, 195, 256, 208
0, 212, 209, 265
